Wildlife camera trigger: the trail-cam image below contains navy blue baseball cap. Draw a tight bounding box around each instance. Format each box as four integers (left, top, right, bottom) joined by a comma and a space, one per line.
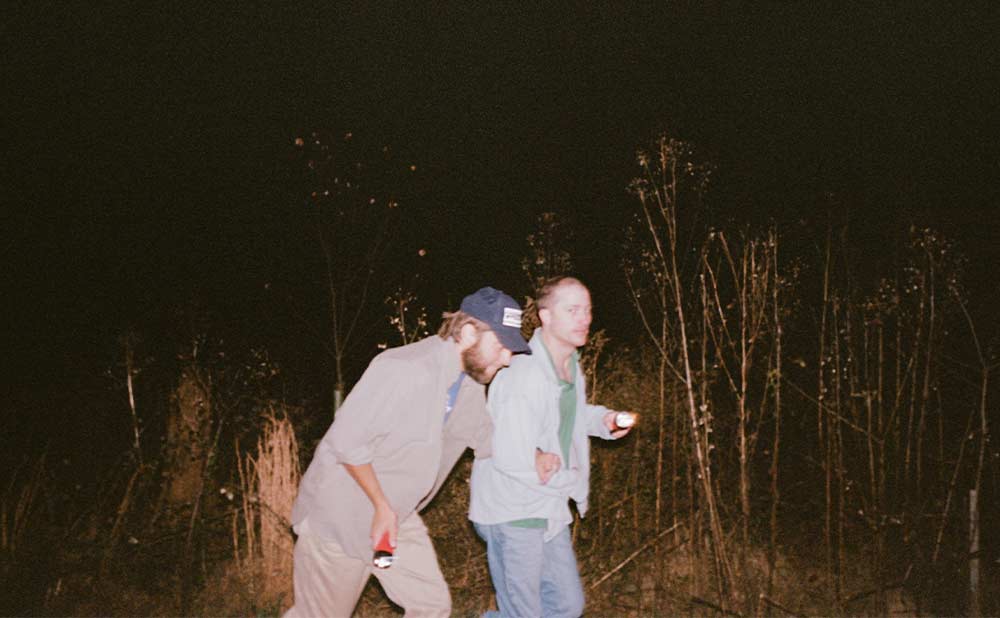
460, 287, 531, 354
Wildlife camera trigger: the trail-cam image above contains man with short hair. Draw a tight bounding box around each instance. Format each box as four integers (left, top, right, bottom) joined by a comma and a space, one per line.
285, 287, 531, 618
470, 276, 632, 618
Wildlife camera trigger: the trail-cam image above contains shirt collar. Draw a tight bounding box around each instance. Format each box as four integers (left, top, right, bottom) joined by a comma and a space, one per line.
437, 335, 464, 383
530, 329, 577, 386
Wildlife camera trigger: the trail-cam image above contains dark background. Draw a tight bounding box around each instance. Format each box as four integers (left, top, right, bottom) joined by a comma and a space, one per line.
3, 4, 998, 451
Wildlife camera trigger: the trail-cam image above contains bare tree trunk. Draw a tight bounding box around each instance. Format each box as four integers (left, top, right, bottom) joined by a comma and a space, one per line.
892, 308, 903, 517
738, 243, 750, 550
122, 334, 142, 465
166, 365, 212, 506
818, 233, 833, 609
674, 240, 731, 607
319, 227, 345, 415
666, 141, 730, 603
672, 362, 681, 533
875, 315, 887, 615
766, 230, 782, 603
969, 489, 980, 618
915, 258, 935, 508
931, 398, 977, 565
950, 288, 992, 618
654, 327, 668, 613
628, 135, 733, 607
832, 299, 845, 614
903, 272, 925, 511
655, 313, 668, 534
317, 211, 382, 416
864, 311, 886, 615
631, 413, 642, 548
693, 302, 707, 599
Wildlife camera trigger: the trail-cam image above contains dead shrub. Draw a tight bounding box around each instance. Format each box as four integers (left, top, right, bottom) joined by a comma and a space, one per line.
231, 407, 300, 614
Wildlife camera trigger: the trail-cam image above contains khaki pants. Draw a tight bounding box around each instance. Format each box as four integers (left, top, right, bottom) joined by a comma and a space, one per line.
283, 514, 451, 618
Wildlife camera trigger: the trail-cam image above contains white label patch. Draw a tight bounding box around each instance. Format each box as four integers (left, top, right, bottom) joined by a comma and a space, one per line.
502, 307, 523, 328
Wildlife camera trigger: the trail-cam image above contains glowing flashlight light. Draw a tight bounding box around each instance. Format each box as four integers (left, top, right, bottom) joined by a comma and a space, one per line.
613, 412, 637, 430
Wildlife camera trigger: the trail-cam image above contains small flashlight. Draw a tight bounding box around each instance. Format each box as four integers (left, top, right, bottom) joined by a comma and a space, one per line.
373, 532, 394, 569
613, 412, 637, 431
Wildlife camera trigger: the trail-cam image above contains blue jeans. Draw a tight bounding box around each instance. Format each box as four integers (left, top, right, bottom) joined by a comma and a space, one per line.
474, 522, 585, 618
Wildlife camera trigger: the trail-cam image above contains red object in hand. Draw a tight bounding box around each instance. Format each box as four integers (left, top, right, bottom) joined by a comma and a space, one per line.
373, 532, 394, 569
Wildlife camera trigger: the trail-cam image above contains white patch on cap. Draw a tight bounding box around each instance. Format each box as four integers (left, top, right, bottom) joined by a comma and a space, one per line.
502, 307, 523, 328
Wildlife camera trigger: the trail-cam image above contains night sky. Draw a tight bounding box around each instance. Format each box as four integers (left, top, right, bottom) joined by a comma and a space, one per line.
4, 4, 999, 434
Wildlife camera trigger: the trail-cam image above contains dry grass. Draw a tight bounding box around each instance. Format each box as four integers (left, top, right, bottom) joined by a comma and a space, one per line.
230, 407, 300, 614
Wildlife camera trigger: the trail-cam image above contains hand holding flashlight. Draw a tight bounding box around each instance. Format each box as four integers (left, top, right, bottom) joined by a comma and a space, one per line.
606, 411, 637, 438
373, 531, 394, 568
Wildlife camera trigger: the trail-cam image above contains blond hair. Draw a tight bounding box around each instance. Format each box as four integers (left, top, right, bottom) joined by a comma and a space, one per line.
437, 311, 490, 342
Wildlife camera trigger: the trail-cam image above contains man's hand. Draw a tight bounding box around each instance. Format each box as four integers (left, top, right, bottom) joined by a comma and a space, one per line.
371, 502, 399, 550
535, 449, 561, 485
604, 411, 634, 439
342, 462, 399, 551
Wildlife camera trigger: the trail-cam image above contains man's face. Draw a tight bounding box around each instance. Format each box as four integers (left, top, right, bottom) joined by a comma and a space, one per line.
462, 329, 513, 384
540, 282, 592, 349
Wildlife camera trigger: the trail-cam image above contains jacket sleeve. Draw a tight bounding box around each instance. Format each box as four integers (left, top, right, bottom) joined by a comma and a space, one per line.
488, 369, 580, 496
328, 356, 420, 465
583, 402, 614, 439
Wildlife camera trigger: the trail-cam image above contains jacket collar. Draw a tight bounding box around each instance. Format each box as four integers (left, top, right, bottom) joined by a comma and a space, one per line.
434, 335, 464, 383
529, 329, 578, 385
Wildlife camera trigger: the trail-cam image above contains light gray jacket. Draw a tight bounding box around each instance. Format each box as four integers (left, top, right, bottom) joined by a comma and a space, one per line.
469, 329, 614, 541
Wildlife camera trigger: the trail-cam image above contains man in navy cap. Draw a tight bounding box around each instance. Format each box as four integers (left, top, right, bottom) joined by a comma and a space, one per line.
286, 287, 532, 618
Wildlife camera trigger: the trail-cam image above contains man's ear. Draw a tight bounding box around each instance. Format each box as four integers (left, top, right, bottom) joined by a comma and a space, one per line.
458, 323, 479, 349
538, 307, 550, 327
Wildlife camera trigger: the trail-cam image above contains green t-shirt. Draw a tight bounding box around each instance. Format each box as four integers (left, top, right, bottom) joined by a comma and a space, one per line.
509, 342, 578, 529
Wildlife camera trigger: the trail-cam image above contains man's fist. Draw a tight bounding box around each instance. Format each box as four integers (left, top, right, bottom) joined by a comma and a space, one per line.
535, 449, 561, 485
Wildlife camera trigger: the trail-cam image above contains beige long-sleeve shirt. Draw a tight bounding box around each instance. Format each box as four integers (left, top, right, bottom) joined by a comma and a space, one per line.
291, 335, 492, 559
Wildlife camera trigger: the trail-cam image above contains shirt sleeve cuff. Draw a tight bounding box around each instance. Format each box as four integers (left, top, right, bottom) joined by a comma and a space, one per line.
334, 444, 374, 465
